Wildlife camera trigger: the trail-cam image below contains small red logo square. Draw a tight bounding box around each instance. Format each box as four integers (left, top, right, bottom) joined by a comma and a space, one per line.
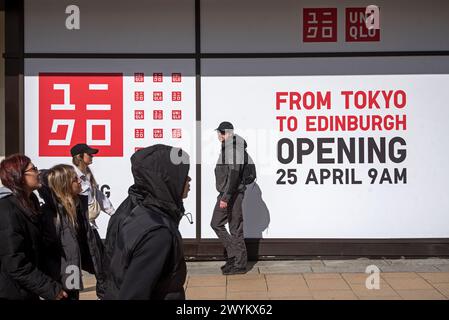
153, 129, 163, 139
134, 73, 145, 82
134, 91, 144, 101
153, 73, 163, 83
172, 128, 182, 139
153, 91, 163, 101
153, 110, 163, 120
172, 73, 182, 83
134, 128, 145, 139
172, 110, 182, 120
134, 110, 144, 120
172, 91, 182, 101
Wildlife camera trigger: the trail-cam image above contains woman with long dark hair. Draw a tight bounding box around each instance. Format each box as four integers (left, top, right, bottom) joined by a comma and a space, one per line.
0, 154, 67, 300
39, 164, 105, 300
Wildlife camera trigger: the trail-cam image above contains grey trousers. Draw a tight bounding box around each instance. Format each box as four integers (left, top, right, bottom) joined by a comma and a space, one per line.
210, 193, 247, 269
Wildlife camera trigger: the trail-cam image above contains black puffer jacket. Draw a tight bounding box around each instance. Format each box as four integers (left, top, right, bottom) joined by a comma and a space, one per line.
104, 144, 189, 300
37, 177, 106, 298
0, 187, 62, 300
215, 134, 247, 202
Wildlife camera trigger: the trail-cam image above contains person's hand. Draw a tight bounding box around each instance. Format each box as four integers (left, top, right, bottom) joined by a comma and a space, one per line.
55, 290, 68, 300
220, 200, 228, 209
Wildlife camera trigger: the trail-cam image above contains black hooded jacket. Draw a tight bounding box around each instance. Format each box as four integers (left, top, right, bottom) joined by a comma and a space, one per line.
215, 134, 247, 202
104, 144, 189, 300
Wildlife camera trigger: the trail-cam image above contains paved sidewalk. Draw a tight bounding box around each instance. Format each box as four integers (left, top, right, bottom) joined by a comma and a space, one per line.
80, 258, 449, 300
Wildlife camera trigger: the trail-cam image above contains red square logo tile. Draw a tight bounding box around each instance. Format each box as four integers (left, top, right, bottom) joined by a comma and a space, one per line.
153, 110, 163, 120
346, 7, 380, 42
153, 128, 163, 139
153, 73, 163, 83
134, 110, 145, 120
134, 73, 144, 82
172, 110, 182, 120
38, 73, 123, 157
134, 110, 144, 120
134, 128, 145, 139
172, 128, 182, 139
303, 8, 337, 42
134, 91, 144, 101
172, 73, 182, 83
172, 91, 182, 101
153, 91, 163, 101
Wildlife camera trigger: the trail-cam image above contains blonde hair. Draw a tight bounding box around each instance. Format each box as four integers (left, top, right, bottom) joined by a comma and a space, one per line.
72, 155, 97, 188
47, 164, 78, 228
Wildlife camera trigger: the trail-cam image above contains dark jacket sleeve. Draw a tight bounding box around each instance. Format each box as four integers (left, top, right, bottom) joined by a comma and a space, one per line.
0, 202, 63, 300
118, 227, 172, 300
221, 147, 244, 203
40, 205, 60, 257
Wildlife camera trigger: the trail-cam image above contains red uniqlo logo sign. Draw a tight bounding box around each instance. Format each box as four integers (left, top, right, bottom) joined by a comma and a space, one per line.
172, 110, 182, 120
172, 73, 182, 83
153, 91, 163, 101
172, 91, 182, 101
153, 73, 163, 82
153, 110, 163, 120
303, 8, 337, 42
172, 129, 182, 139
134, 128, 144, 139
134, 73, 144, 82
134, 91, 144, 101
153, 129, 163, 139
346, 8, 380, 42
39, 73, 123, 157
134, 110, 144, 120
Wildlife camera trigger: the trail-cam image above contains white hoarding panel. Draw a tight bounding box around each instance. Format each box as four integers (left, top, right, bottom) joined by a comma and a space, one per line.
25, 59, 196, 238
201, 57, 449, 238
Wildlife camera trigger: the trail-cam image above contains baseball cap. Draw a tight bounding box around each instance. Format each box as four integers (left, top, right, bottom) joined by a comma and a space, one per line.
70, 143, 99, 157
215, 121, 234, 132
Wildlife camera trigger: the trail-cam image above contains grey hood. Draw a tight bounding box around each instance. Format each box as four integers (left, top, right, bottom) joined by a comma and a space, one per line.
0, 186, 13, 199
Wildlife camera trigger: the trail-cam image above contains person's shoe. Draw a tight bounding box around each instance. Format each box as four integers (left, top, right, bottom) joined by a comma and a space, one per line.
222, 266, 247, 275
220, 257, 235, 272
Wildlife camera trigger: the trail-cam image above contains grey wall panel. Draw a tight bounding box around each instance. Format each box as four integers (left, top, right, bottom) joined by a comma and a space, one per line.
25, 0, 195, 53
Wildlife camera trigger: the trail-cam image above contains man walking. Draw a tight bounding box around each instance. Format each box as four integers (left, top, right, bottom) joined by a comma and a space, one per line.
104, 145, 191, 299
211, 121, 248, 275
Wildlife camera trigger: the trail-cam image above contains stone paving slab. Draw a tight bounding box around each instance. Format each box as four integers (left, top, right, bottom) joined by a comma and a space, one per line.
322, 259, 391, 267
258, 266, 313, 274
434, 265, 449, 272
312, 266, 373, 273
379, 265, 441, 273
80, 259, 449, 300
186, 258, 449, 274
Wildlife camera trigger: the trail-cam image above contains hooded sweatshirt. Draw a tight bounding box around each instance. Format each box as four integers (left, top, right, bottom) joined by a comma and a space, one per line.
104, 144, 190, 300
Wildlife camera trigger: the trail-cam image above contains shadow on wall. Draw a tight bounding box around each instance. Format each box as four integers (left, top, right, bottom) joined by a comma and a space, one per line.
242, 182, 270, 260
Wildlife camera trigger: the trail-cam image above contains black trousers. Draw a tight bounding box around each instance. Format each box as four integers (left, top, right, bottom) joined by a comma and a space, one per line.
210, 193, 247, 269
